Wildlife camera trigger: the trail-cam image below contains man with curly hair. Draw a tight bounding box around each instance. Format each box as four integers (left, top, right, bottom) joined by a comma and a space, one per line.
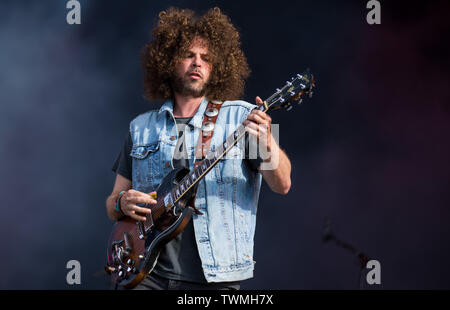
106, 7, 291, 290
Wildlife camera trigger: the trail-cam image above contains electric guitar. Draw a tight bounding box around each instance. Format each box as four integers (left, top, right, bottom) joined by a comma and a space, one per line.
105, 70, 316, 288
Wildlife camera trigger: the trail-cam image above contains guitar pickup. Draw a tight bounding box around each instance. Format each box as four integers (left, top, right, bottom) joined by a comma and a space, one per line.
137, 215, 154, 240
164, 193, 174, 210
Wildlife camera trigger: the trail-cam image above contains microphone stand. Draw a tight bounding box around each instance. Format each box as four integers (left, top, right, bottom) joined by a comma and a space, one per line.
322, 217, 371, 289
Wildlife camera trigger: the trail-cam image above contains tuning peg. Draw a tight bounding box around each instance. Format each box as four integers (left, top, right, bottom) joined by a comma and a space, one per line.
279, 98, 285, 103
289, 91, 295, 97
286, 104, 293, 111
276, 88, 281, 93
296, 98, 303, 105
286, 81, 292, 86
300, 83, 306, 89
297, 74, 302, 79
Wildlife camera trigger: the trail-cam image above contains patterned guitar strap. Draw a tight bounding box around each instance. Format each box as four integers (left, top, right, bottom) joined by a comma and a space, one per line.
194, 100, 224, 163
185, 100, 223, 215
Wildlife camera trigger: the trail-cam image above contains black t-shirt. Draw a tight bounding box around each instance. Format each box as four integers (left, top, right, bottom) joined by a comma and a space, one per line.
112, 116, 262, 283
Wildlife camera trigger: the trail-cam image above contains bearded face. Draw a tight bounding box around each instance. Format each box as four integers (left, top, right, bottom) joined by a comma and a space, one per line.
171, 37, 212, 98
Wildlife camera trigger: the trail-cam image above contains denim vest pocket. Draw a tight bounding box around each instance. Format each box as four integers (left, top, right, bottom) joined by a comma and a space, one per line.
130, 142, 161, 191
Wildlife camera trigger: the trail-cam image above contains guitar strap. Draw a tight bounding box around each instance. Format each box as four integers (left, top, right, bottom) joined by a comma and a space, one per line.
194, 100, 223, 163
186, 100, 223, 215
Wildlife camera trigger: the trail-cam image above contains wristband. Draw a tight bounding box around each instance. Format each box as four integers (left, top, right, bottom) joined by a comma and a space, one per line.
115, 190, 127, 215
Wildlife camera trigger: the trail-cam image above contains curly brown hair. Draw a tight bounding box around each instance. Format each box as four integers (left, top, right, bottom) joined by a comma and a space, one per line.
141, 7, 250, 101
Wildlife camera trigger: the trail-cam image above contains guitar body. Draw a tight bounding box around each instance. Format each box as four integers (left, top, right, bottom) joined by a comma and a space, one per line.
106, 167, 197, 288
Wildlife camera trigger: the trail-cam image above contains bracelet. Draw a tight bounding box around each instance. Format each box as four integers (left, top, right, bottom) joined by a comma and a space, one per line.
115, 190, 127, 215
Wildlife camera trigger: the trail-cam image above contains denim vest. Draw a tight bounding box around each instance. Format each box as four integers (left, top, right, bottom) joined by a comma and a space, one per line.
129, 97, 262, 282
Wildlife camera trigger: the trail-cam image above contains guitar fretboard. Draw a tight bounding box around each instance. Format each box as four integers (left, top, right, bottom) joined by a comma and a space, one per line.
172, 105, 268, 204
169, 71, 314, 204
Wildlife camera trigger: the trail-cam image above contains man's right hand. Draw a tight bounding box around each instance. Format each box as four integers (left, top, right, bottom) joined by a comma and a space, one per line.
119, 189, 157, 221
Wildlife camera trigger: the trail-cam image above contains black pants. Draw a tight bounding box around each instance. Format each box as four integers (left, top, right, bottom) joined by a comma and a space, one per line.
116, 272, 240, 290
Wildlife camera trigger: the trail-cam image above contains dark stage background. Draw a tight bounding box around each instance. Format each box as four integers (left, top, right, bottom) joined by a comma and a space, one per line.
0, 0, 449, 289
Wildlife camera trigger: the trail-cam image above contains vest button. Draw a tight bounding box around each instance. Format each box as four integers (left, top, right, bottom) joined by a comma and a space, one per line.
170, 136, 176, 141
165, 162, 170, 168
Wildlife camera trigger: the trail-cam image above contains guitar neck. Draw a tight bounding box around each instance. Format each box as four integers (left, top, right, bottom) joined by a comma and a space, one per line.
172, 103, 268, 205
170, 70, 315, 205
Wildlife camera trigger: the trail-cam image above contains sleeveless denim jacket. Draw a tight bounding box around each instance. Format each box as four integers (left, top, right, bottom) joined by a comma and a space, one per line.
129, 97, 262, 282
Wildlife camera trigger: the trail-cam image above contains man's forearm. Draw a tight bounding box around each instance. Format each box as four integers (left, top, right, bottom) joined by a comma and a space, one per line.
260, 138, 292, 195
106, 193, 123, 221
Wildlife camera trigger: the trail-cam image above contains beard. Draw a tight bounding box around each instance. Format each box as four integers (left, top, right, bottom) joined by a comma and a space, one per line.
171, 73, 209, 98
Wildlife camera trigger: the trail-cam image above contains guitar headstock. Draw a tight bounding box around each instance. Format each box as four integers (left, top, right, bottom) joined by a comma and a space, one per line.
263, 69, 315, 112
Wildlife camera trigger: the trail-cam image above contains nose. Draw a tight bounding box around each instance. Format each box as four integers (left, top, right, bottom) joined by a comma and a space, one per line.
192, 55, 202, 68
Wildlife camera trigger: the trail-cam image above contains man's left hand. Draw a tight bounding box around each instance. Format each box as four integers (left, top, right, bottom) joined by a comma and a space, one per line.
243, 96, 272, 153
